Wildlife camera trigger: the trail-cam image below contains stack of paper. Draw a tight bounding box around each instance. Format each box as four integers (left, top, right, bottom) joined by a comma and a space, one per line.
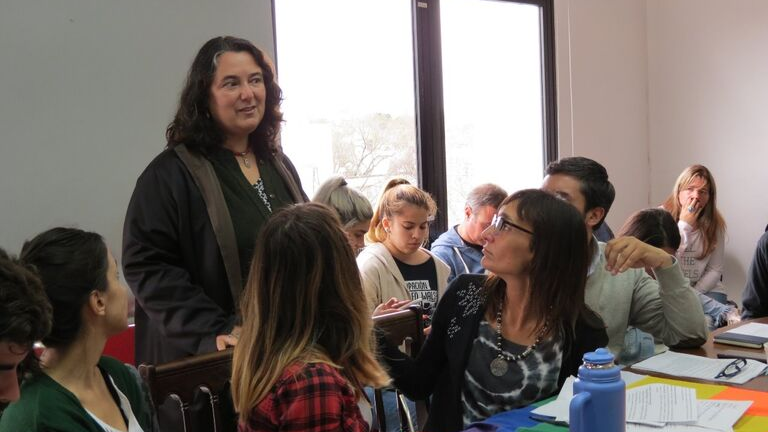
625, 384, 751, 432
632, 351, 767, 385
530, 372, 647, 424
530, 376, 752, 431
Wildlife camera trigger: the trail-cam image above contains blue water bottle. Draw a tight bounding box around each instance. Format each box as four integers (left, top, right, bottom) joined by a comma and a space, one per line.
569, 348, 625, 432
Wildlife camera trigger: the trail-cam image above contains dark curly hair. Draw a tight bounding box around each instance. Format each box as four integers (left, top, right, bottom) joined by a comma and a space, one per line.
0, 247, 52, 396
166, 36, 284, 159
0, 248, 52, 347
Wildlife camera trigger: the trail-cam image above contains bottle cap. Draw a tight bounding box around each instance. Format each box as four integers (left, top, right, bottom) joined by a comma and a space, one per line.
583, 347, 614, 365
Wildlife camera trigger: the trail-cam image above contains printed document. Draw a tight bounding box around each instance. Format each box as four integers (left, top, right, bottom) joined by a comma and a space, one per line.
632, 351, 766, 384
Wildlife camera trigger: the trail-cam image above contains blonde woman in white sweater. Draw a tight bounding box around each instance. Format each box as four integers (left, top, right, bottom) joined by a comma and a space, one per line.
662, 164, 728, 303
357, 179, 450, 319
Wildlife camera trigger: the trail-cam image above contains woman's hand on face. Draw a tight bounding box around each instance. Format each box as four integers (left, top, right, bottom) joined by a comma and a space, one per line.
372, 297, 413, 317
215, 333, 239, 350
680, 197, 701, 226
605, 236, 675, 275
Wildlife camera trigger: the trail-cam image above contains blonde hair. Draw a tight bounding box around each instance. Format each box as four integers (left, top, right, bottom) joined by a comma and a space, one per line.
312, 176, 373, 229
366, 178, 437, 244
231, 203, 389, 421
661, 164, 726, 258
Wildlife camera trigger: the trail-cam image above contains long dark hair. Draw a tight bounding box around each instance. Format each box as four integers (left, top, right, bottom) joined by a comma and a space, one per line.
20, 228, 109, 349
618, 208, 681, 251
166, 36, 284, 159
485, 189, 590, 336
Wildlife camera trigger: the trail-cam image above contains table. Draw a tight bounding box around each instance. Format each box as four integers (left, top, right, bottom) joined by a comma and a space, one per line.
665, 317, 768, 391
465, 319, 768, 431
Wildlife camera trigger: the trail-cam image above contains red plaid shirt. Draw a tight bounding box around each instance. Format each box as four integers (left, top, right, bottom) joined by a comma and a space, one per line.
239, 362, 370, 432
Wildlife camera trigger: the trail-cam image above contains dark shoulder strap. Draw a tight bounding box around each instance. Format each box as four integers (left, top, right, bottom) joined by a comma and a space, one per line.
272, 153, 308, 203
173, 145, 243, 304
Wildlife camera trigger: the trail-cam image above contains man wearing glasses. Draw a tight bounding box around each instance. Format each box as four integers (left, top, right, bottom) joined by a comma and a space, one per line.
541, 157, 708, 361
431, 183, 507, 283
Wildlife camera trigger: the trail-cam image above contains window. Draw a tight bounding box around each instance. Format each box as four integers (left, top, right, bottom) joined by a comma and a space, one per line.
274, 0, 556, 233
274, 0, 418, 204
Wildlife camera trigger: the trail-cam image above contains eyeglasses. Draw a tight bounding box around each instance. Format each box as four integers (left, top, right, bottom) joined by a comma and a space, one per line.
488, 214, 534, 236
714, 358, 747, 379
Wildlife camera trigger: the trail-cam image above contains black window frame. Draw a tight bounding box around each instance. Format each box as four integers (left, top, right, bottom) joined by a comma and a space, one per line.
271, 0, 557, 236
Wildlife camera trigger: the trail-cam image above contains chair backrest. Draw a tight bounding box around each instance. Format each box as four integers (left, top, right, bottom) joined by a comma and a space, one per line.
139, 349, 237, 432
372, 305, 425, 432
374, 305, 424, 357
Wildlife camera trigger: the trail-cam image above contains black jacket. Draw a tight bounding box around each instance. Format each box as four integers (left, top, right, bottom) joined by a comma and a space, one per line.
742, 230, 768, 319
380, 274, 608, 432
122, 145, 306, 365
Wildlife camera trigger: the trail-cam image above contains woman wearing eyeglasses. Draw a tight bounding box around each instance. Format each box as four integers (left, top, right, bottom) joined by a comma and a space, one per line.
376, 189, 608, 432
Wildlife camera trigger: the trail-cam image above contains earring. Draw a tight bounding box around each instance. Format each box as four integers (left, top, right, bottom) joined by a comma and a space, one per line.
384, 227, 391, 234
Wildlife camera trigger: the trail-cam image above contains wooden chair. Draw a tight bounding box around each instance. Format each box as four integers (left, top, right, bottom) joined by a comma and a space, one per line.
139, 349, 237, 432
373, 305, 427, 432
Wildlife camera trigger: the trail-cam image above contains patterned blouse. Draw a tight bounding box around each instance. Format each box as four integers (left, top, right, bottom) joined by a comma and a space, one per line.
461, 320, 563, 426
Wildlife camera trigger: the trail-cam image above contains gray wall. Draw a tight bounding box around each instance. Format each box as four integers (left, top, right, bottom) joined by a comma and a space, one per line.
0, 1, 275, 265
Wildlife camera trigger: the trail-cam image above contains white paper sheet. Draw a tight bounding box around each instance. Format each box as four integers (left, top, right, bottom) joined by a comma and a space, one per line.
631, 351, 766, 385
531, 377, 752, 432
530, 372, 645, 423
694, 400, 751, 432
626, 384, 697, 423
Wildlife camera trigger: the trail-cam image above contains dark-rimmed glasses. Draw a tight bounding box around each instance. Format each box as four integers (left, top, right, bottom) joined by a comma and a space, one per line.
714, 357, 747, 379
488, 214, 533, 236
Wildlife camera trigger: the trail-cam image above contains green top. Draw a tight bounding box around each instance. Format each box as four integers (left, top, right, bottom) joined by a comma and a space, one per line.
208, 149, 295, 281
0, 356, 151, 432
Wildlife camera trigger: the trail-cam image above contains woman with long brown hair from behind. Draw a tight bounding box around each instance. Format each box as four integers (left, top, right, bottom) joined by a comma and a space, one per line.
231, 203, 389, 431
662, 164, 728, 303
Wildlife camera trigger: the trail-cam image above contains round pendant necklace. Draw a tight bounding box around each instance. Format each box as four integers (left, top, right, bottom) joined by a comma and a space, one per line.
490, 306, 548, 377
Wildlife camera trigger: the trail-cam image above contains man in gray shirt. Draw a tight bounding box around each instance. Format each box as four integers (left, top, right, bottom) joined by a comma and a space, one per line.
541, 157, 707, 358
431, 183, 506, 283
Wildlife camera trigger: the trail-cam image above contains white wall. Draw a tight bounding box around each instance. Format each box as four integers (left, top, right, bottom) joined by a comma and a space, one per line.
646, 0, 768, 301
554, 0, 650, 231
0, 1, 274, 264
557, 0, 768, 303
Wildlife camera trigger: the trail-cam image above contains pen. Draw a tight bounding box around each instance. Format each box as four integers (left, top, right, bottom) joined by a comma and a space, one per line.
716, 353, 768, 364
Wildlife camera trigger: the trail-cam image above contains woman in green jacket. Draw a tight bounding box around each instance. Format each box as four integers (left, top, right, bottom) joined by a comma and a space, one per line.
0, 228, 150, 432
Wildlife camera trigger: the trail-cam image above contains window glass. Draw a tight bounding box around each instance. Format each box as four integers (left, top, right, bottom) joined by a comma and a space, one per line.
441, 1, 545, 226
274, 0, 418, 203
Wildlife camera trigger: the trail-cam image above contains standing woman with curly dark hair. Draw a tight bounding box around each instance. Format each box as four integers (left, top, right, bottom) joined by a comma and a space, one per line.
662, 164, 727, 303
122, 36, 307, 365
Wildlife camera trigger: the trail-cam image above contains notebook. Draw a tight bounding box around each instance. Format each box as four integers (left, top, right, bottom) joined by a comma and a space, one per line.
714, 322, 768, 349
713, 332, 768, 348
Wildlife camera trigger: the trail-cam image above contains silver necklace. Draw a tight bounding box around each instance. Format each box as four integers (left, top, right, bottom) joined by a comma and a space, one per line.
489, 307, 547, 377
232, 149, 251, 168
